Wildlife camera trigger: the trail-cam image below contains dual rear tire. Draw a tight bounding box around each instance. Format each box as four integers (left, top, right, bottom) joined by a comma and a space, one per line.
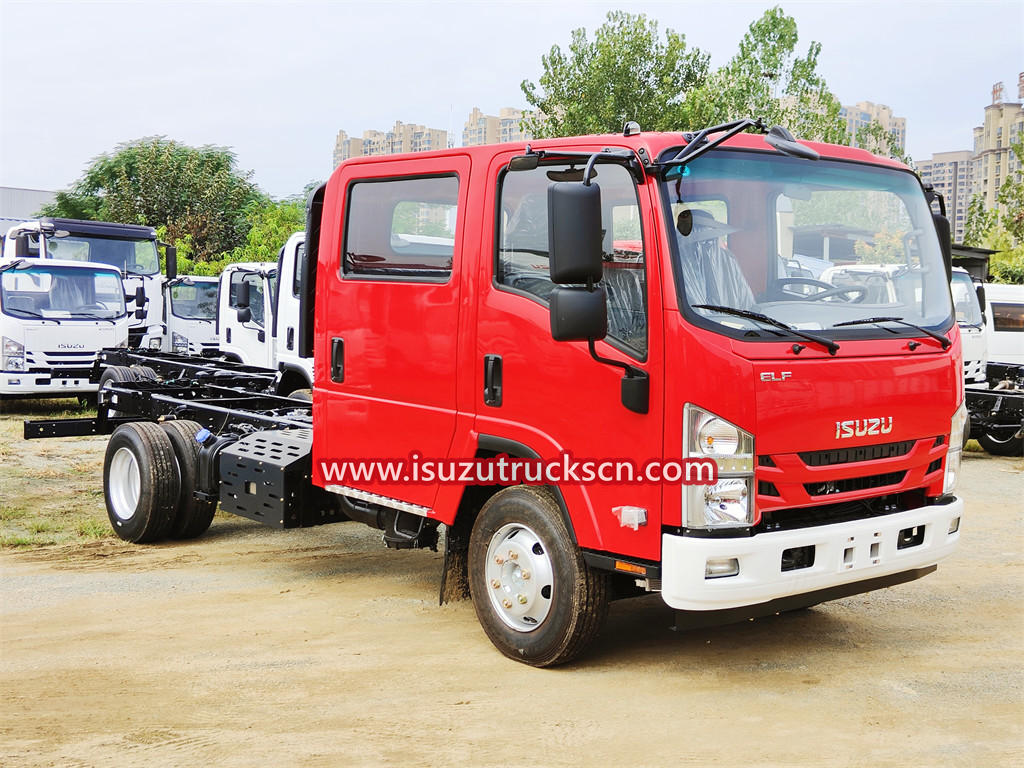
103, 420, 215, 543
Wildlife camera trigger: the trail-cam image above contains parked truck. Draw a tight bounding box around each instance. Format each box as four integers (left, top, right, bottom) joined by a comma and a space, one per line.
163, 275, 219, 356
26, 121, 965, 666
3, 218, 177, 349
1, 257, 130, 399
218, 232, 313, 395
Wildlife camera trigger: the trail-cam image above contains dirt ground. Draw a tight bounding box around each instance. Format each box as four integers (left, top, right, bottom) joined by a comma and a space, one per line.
1, 404, 1022, 767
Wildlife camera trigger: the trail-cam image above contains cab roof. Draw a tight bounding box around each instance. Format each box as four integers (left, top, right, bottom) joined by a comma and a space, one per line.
336, 129, 908, 173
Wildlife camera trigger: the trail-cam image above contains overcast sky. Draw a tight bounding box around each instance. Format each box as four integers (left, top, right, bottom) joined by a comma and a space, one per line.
1, 0, 1020, 199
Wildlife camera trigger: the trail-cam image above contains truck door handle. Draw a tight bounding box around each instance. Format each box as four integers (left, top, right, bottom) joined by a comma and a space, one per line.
331, 337, 345, 382
286, 327, 295, 350
484, 354, 502, 407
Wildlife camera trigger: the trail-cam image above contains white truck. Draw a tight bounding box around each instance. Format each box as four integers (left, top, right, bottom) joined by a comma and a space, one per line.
950, 266, 988, 383
984, 283, 1024, 366
219, 232, 312, 395
163, 276, 218, 356
2, 218, 176, 350
0, 257, 130, 399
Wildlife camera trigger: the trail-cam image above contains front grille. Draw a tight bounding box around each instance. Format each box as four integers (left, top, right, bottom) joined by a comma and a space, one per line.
758, 490, 926, 532
926, 459, 942, 474
798, 440, 915, 467
804, 471, 906, 497
758, 480, 780, 497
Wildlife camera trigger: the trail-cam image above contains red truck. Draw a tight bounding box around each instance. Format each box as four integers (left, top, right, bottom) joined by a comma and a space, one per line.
27, 120, 965, 667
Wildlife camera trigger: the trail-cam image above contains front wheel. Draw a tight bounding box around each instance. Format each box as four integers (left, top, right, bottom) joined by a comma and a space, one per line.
468, 486, 608, 667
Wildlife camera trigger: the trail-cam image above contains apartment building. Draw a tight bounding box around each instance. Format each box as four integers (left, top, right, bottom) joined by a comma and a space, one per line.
916, 151, 975, 243
333, 122, 449, 167
462, 107, 531, 147
971, 76, 1024, 211
840, 101, 907, 152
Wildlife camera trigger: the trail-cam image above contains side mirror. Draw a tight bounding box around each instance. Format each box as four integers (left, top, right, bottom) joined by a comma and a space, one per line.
932, 213, 952, 281
14, 233, 30, 258
550, 286, 608, 341
163, 243, 178, 281
548, 182, 603, 284
134, 308, 146, 320
975, 282, 986, 313
134, 286, 146, 305
236, 306, 252, 324
236, 280, 250, 309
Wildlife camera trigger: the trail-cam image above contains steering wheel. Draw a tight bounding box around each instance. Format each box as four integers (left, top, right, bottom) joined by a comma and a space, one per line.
764, 277, 839, 301
803, 286, 868, 303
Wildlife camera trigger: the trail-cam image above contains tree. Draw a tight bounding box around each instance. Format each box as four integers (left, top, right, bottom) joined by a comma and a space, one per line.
40, 137, 264, 261
683, 7, 847, 145
964, 139, 1024, 284
521, 11, 709, 137
160, 198, 307, 277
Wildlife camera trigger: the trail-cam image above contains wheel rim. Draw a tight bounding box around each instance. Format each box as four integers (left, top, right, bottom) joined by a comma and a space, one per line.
109, 447, 141, 521
484, 523, 555, 632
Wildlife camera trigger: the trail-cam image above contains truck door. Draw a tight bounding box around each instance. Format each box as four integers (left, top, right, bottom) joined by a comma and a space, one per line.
222, 268, 274, 368
315, 155, 470, 510
274, 233, 308, 383
472, 153, 665, 560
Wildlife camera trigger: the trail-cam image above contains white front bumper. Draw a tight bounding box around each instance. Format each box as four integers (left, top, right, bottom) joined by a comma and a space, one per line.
661, 498, 963, 611
1, 374, 98, 396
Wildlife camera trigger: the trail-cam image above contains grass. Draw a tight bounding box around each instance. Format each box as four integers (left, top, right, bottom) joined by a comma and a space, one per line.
0, 397, 116, 549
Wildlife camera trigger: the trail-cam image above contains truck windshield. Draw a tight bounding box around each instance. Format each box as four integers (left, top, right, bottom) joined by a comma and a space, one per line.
169, 281, 218, 320
662, 151, 953, 341
1, 265, 126, 319
45, 234, 160, 276
950, 271, 983, 328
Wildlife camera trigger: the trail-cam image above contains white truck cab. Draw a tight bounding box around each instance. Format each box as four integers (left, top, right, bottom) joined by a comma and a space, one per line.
216, 232, 313, 395
218, 262, 278, 369
985, 283, 1024, 366
163, 276, 218, 356
2, 218, 176, 350
950, 266, 988, 382
0, 257, 130, 398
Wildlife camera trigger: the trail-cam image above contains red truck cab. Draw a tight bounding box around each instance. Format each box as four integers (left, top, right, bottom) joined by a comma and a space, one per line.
304, 125, 964, 665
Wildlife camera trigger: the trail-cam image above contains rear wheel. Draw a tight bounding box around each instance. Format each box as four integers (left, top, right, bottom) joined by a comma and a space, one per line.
104, 422, 180, 543
468, 486, 608, 667
130, 365, 159, 381
160, 420, 217, 539
977, 427, 1024, 457
288, 388, 312, 401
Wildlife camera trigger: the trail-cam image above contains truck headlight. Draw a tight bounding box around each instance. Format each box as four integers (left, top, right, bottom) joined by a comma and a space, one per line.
2, 337, 25, 371
944, 402, 967, 495
172, 332, 188, 353
684, 405, 755, 528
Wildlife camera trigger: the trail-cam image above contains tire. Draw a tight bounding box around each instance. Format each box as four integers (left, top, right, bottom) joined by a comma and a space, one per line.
103, 422, 180, 543
976, 427, 1024, 457
288, 388, 313, 401
131, 365, 159, 381
468, 486, 608, 667
160, 420, 217, 539
97, 365, 137, 418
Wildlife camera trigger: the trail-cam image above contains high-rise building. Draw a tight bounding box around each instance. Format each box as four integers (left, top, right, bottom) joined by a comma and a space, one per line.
333, 122, 449, 167
840, 101, 907, 152
971, 75, 1024, 211
916, 151, 975, 243
462, 107, 531, 147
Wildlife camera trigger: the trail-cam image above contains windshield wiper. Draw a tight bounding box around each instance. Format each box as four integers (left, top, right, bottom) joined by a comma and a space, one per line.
70, 312, 117, 324
692, 304, 840, 355
3, 307, 60, 324
0, 259, 25, 274
123, 268, 154, 278
832, 316, 951, 349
